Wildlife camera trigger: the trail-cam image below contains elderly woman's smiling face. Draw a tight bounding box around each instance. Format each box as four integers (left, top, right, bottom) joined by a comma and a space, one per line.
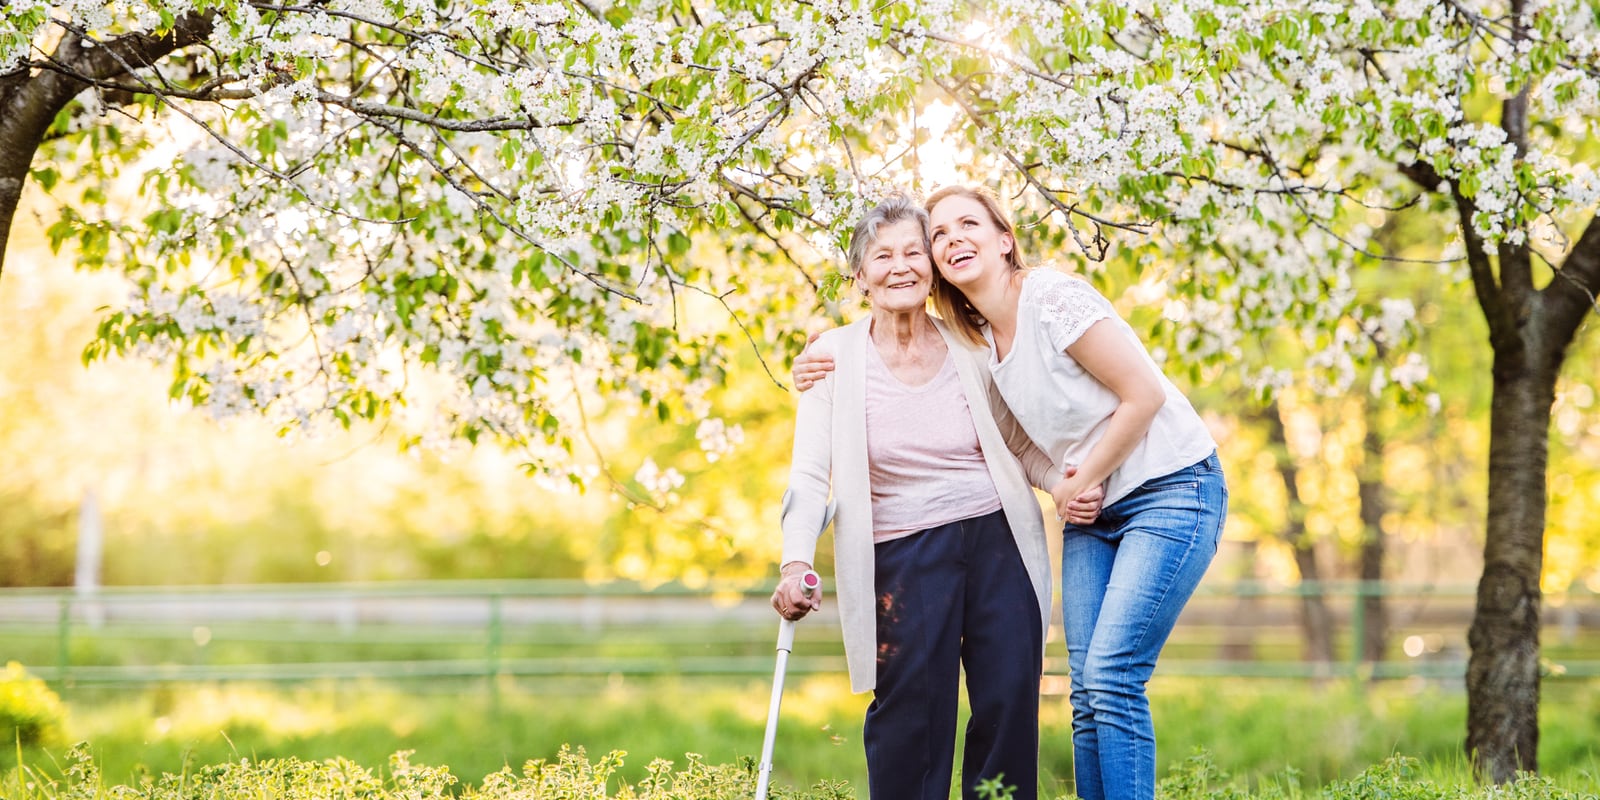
856, 219, 933, 314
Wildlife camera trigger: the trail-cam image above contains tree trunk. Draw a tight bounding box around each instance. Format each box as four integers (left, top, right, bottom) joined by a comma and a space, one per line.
1465, 347, 1554, 781
1453, 18, 1600, 775
1258, 401, 1336, 667
0, 71, 48, 283
1357, 399, 1388, 664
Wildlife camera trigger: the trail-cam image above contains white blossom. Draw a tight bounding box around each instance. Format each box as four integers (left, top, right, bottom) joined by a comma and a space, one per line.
634, 458, 685, 496
16, 0, 1587, 473
695, 417, 745, 462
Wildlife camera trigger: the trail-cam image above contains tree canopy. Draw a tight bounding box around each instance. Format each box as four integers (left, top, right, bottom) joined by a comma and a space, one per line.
2, 0, 1593, 458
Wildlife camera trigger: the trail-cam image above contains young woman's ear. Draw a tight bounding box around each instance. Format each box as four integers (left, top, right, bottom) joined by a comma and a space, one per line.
1000, 230, 1014, 257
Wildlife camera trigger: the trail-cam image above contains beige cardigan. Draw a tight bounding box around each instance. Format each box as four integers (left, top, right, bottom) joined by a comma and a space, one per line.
780, 316, 1060, 693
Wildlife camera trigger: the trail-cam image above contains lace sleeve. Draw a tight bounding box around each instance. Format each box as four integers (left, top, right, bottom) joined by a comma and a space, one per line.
1033, 273, 1114, 352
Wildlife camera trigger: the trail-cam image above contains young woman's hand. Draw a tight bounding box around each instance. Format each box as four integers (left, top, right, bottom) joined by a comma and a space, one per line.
1053, 465, 1106, 524
792, 333, 835, 392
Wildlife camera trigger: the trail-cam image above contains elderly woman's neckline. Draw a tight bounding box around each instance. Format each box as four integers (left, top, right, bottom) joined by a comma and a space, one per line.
868, 310, 947, 387
869, 308, 938, 345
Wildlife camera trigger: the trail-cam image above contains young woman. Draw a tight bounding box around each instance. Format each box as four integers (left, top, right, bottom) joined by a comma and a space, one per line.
793, 186, 1227, 800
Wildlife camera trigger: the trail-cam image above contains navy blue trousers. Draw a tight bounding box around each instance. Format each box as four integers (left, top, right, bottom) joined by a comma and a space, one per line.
865, 508, 1042, 800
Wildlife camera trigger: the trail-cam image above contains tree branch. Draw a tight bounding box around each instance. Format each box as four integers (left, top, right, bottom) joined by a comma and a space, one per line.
313, 89, 585, 131
51, 13, 215, 83
926, 73, 1148, 260
26, 63, 259, 101
0, 13, 217, 279
1398, 159, 1515, 346
1542, 217, 1600, 344
1454, 185, 1516, 350
362, 112, 639, 303
1497, 79, 1533, 302
722, 182, 821, 293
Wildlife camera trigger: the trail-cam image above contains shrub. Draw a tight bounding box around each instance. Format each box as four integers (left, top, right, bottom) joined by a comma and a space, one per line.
0, 662, 66, 749
3, 745, 1596, 800
1158, 749, 1250, 800
5, 744, 858, 800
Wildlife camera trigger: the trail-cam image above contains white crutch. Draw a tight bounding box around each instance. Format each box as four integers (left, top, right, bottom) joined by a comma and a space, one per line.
755, 505, 833, 800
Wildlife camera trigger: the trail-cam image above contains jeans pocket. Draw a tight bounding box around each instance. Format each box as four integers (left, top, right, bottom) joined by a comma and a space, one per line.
1136, 469, 1200, 494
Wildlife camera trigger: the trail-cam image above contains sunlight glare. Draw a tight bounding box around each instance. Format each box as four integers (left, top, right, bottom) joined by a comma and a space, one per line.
910, 101, 964, 189
961, 18, 1016, 60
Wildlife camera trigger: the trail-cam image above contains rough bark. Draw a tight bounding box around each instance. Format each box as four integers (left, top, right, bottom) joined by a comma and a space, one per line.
1454, 161, 1543, 782
1465, 341, 1552, 781
0, 69, 62, 283
1446, 1, 1600, 774
1462, 201, 1600, 782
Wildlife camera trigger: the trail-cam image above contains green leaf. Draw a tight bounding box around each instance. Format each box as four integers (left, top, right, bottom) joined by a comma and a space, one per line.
46, 218, 76, 253
32, 166, 60, 191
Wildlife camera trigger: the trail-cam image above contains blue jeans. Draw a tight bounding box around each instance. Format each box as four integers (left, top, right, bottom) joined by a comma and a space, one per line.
1060, 452, 1227, 800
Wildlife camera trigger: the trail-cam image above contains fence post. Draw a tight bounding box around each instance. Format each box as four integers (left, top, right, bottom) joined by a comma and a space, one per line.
487, 593, 503, 706
56, 595, 72, 690
1347, 582, 1366, 687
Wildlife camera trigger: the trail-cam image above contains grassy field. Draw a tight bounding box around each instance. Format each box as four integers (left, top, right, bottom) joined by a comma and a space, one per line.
7, 675, 1600, 795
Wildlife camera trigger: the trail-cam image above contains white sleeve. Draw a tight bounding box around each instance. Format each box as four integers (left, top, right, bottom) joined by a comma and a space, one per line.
780, 340, 836, 567
1035, 274, 1114, 353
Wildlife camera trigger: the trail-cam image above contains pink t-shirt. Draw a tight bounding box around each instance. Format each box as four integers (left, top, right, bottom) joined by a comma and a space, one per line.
864, 345, 1003, 542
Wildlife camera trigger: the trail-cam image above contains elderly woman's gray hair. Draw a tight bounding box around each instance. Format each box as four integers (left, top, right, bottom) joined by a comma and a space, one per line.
846, 193, 929, 276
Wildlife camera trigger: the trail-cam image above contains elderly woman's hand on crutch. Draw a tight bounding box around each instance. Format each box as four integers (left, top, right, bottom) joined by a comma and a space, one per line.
771, 562, 822, 621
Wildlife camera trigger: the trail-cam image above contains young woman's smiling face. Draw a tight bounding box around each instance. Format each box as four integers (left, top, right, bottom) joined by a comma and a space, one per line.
857, 218, 933, 314
928, 194, 1014, 287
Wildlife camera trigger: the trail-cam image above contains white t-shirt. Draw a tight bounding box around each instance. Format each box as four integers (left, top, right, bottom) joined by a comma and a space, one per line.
864, 345, 1003, 542
983, 269, 1217, 506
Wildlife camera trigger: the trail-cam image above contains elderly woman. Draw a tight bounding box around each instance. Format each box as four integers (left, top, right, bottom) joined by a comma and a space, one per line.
770, 193, 1100, 800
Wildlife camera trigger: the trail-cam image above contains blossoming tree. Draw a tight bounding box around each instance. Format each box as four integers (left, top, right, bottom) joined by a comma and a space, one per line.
931, 1, 1598, 782
2, 0, 1596, 781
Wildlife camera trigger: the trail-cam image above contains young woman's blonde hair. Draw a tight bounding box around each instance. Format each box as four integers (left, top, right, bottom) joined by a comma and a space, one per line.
925, 185, 1027, 347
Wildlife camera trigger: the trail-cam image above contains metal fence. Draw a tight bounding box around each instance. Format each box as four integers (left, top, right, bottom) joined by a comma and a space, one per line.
3, 580, 1598, 690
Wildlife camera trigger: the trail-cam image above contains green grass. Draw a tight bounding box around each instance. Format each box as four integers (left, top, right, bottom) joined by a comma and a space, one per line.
4, 746, 1598, 800
11, 676, 872, 789
5, 676, 1600, 796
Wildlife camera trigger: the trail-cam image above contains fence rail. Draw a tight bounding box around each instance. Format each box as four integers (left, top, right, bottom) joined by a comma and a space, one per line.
4, 580, 1598, 689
